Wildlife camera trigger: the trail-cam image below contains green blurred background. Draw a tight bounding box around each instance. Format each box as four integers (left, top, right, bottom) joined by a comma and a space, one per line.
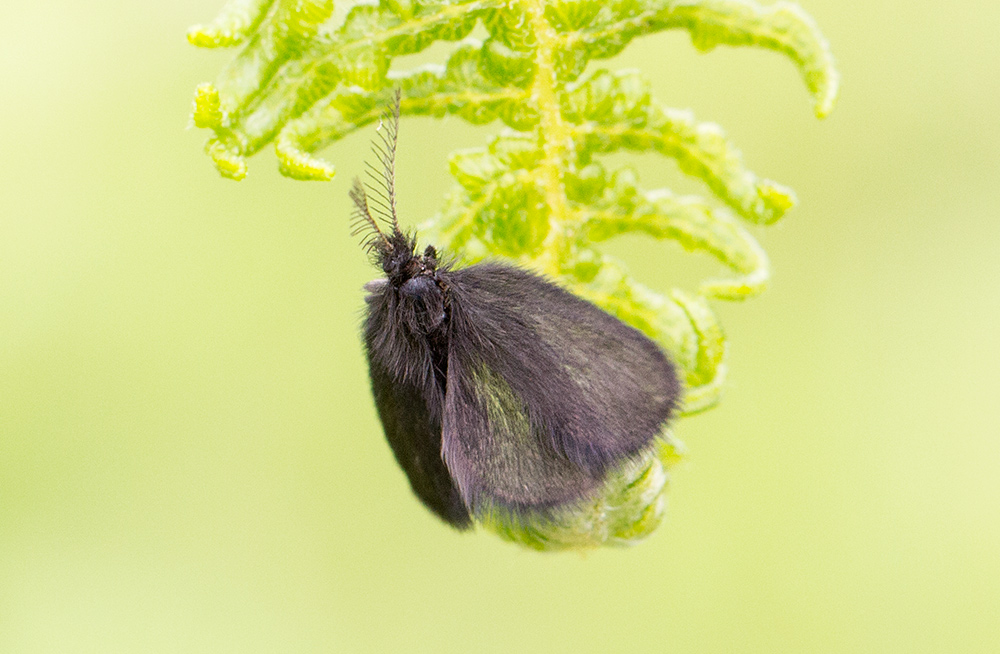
2, 1, 998, 651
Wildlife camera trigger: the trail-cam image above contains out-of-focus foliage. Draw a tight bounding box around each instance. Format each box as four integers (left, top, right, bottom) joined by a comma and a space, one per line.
188, 0, 837, 549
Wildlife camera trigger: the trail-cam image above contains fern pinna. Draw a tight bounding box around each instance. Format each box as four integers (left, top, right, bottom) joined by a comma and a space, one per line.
188, 0, 838, 550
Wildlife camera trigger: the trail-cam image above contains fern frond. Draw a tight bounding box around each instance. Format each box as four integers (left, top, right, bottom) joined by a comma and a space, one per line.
188, 0, 838, 550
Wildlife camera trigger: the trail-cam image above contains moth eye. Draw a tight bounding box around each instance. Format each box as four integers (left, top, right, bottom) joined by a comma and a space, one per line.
399, 275, 438, 300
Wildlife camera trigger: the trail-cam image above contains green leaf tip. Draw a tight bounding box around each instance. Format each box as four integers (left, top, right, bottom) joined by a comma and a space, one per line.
276, 134, 336, 180
187, 0, 838, 549
192, 83, 224, 129
206, 139, 248, 180
187, 0, 276, 48
662, 0, 839, 118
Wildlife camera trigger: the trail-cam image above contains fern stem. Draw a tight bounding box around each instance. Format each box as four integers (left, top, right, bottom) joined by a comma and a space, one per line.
522, 0, 573, 275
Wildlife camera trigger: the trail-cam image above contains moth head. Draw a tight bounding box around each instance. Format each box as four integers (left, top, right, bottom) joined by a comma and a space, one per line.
377, 231, 441, 288
362, 240, 445, 335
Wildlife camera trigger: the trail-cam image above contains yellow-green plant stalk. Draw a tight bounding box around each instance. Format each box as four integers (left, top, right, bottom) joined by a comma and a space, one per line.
188, 0, 838, 550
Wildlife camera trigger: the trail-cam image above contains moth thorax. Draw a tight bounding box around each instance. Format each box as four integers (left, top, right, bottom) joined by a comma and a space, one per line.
398, 274, 446, 335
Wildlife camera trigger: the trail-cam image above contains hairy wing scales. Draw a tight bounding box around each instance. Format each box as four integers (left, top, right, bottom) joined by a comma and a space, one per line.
440, 262, 681, 516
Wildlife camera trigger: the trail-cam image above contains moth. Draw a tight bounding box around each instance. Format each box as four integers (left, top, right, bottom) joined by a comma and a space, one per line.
354, 93, 681, 529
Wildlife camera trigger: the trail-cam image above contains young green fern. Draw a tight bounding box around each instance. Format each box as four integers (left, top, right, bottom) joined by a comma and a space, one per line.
188, 0, 838, 550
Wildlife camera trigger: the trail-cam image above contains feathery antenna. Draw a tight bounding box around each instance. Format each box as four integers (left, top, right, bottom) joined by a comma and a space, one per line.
349, 177, 391, 253
364, 88, 402, 234
350, 89, 403, 254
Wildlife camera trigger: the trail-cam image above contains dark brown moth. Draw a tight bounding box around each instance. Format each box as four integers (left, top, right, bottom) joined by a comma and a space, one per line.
355, 92, 681, 528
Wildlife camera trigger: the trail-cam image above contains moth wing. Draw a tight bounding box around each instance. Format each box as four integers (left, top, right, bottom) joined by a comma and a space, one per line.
364, 292, 471, 529
441, 350, 605, 515
439, 263, 681, 515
